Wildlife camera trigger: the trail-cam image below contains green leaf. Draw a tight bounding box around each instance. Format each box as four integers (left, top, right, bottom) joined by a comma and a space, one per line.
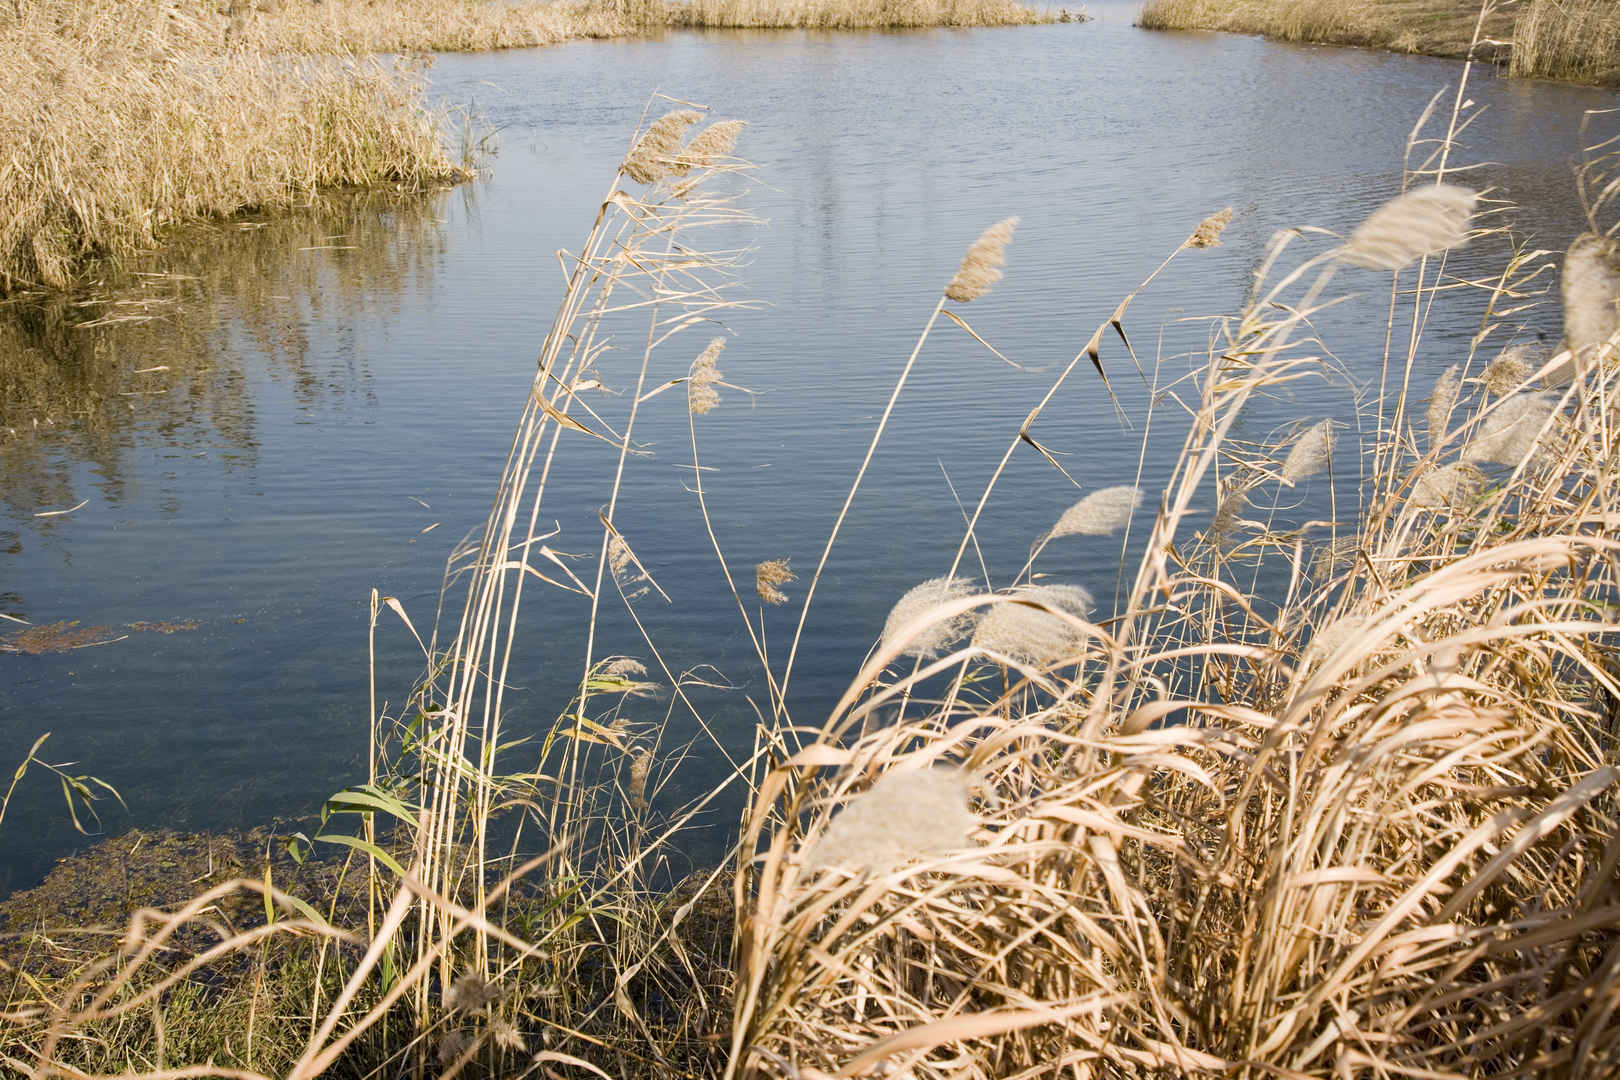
315, 832, 408, 878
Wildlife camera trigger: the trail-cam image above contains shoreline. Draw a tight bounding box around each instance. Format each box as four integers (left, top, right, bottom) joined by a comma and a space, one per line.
1137, 0, 1620, 88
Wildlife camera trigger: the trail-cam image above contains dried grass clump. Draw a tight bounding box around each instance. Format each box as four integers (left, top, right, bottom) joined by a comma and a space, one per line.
0, 0, 468, 292
757, 559, 797, 605
1511, 0, 1620, 84
1050, 485, 1142, 537
1562, 232, 1620, 362
881, 576, 978, 659
1338, 183, 1478, 270
733, 102, 1620, 1076
945, 217, 1019, 302
806, 767, 977, 873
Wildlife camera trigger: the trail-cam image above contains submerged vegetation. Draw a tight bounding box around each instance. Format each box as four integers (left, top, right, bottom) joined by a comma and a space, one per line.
1138, 0, 1620, 86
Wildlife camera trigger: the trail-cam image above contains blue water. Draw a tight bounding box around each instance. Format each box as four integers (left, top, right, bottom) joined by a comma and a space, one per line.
1, 13, 1614, 891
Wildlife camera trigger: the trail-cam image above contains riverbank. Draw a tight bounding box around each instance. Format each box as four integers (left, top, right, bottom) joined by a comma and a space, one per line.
0, 0, 1052, 293
1137, 0, 1620, 87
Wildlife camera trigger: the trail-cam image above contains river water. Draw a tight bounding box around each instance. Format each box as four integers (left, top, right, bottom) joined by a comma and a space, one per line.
1, 9, 1614, 891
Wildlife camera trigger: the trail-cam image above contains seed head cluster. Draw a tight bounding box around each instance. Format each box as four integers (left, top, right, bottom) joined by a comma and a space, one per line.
756, 559, 796, 605
945, 216, 1018, 302
1462, 394, 1555, 468
689, 336, 726, 415
1280, 419, 1335, 487
1562, 232, 1620, 363
1189, 207, 1234, 249
971, 583, 1093, 668
622, 109, 703, 185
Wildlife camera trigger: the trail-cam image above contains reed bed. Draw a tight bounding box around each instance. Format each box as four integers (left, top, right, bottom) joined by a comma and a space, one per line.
1509, 0, 1620, 84
665, 0, 1045, 31
1136, 0, 1620, 84
7, 36, 1620, 1080
0, 0, 469, 292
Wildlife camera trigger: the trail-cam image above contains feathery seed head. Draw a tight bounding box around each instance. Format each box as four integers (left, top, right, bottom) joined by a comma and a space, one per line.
1562, 232, 1620, 362
1427, 364, 1460, 448
971, 583, 1093, 668
622, 109, 703, 185
602, 657, 648, 679
1280, 419, 1336, 487
1050, 485, 1142, 538
445, 974, 501, 1012
689, 336, 726, 415
608, 534, 650, 601
1412, 461, 1486, 508
756, 559, 796, 605
1462, 394, 1556, 468
627, 748, 652, 813
806, 766, 977, 873
675, 119, 745, 173
882, 576, 978, 659
1338, 184, 1478, 271
1311, 534, 1359, 580
1189, 207, 1233, 249
945, 217, 1018, 302
1482, 345, 1534, 397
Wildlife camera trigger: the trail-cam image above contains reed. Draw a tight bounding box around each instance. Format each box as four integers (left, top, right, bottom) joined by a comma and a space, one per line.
666, 0, 1045, 30
0, 0, 469, 293
1510, 0, 1620, 84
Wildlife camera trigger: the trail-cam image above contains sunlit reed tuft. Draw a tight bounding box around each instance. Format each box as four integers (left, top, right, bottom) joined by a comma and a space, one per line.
622, 109, 704, 185
1189, 207, 1234, 248
1562, 232, 1620, 362
1279, 418, 1335, 486
971, 583, 1092, 667
1050, 485, 1142, 537
1338, 184, 1478, 270
1461, 394, 1556, 467
688, 336, 726, 414
626, 747, 652, 813
881, 576, 978, 659
806, 766, 977, 873
756, 558, 796, 605
945, 216, 1018, 302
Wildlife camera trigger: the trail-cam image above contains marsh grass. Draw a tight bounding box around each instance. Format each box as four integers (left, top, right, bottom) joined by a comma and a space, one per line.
0, 0, 469, 292
1510, 0, 1620, 84
8, 32, 1620, 1080
665, 0, 1045, 30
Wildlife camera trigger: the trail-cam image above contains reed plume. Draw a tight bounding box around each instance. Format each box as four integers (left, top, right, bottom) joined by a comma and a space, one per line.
881, 576, 978, 659
1461, 393, 1556, 467
756, 559, 796, 605
971, 583, 1092, 667
675, 120, 746, 172
1482, 343, 1534, 395
622, 109, 704, 185
689, 336, 726, 415
1427, 363, 1460, 448
1050, 485, 1142, 537
1338, 184, 1477, 270
945, 217, 1018, 302
1412, 460, 1485, 507
1562, 232, 1620, 362
1189, 207, 1234, 248
1279, 418, 1335, 486
806, 766, 977, 873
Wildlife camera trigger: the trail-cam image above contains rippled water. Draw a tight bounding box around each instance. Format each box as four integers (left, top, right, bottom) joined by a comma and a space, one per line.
1, 12, 1614, 891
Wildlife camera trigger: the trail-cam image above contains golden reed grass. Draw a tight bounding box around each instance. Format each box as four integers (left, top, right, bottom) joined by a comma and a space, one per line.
1141, 0, 1619, 86
0, 0, 469, 292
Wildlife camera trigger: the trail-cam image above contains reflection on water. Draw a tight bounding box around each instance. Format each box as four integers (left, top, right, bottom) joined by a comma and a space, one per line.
0, 189, 450, 559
